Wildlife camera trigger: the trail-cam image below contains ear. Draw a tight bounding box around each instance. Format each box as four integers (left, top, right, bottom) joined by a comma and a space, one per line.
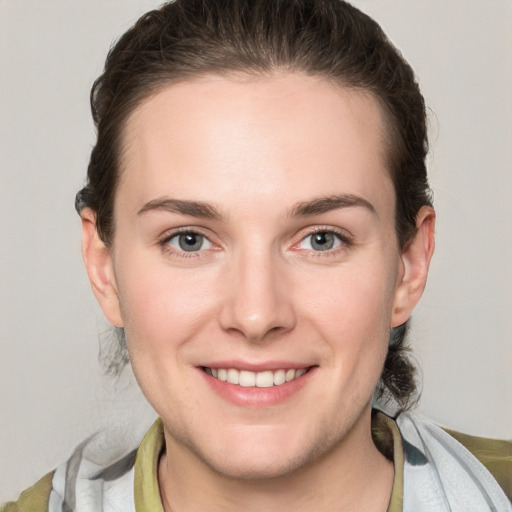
391, 206, 435, 327
81, 208, 123, 328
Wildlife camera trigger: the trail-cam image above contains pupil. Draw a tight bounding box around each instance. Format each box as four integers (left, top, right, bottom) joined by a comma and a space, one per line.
312, 232, 334, 251
179, 233, 202, 251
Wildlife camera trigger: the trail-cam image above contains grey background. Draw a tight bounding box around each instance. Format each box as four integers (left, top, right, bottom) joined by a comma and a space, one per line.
1, 0, 511, 500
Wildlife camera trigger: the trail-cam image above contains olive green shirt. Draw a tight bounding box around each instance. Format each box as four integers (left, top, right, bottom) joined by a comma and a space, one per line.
3, 414, 511, 511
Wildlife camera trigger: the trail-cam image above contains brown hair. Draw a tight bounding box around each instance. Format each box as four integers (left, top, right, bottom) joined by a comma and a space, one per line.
77, 0, 432, 410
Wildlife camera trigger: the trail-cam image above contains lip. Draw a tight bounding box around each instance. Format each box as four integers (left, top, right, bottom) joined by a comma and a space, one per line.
197, 363, 317, 407
202, 360, 311, 372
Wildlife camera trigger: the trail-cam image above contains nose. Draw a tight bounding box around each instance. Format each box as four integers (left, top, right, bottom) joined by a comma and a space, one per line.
218, 248, 297, 343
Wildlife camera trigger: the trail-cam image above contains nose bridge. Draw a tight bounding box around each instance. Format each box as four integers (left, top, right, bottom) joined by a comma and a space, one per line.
219, 242, 295, 342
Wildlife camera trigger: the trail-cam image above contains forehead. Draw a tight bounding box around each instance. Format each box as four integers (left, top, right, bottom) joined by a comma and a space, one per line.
117, 73, 394, 217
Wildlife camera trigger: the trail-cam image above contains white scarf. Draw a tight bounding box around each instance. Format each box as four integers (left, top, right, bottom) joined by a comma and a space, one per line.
48, 413, 511, 512
397, 413, 511, 511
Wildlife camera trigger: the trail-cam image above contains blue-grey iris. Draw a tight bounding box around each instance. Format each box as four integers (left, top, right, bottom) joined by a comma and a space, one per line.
178, 233, 203, 251
311, 232, 335, 251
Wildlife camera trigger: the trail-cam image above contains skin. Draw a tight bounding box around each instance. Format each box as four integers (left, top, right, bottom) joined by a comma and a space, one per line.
82, 73, 435, 511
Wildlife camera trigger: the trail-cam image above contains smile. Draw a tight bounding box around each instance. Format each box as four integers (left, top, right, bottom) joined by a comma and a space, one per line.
203, 367, 309, 387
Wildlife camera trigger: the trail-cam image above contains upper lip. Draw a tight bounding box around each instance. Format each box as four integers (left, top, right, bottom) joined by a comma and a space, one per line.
200, 360, 314, 372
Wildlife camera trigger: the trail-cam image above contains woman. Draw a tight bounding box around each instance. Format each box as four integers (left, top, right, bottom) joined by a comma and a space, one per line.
3, 0, 511, 510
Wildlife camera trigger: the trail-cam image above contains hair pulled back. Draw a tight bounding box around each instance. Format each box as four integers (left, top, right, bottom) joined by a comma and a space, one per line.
77, 0, 432, 410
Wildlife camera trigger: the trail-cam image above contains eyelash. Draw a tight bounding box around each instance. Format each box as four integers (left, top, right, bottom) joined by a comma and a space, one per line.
159, 228, 215, 259
293, 227, 352, 256
158, 226, 352, 259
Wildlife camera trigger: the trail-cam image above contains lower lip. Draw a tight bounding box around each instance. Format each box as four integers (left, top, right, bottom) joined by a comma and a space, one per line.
199, 367, 316, 407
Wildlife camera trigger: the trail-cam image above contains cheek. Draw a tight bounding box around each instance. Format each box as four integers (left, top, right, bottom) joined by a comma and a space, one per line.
298, 259, 398, 382
114, 254, 221, 412
114, 252, 218, 358
303, 263, 397, 335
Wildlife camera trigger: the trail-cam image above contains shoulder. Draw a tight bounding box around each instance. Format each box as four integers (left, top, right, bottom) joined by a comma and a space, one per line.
444, 427, 512, 502
396, 411, 512, 508
1, 419, 162, 512
1, 471, 54, 512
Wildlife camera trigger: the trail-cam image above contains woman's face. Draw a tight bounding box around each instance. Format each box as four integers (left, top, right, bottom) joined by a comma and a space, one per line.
99, 73, 412, 478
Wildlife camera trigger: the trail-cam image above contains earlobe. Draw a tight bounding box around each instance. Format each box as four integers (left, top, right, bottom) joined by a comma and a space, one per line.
81, 208, 124, 328
391, 206, 435, 327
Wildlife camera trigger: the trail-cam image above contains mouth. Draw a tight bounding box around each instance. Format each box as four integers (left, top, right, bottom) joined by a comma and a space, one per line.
202, 366, 311, 388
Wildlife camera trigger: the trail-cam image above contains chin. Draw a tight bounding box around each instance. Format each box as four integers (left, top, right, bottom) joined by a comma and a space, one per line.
201, 448, 311, 481
189, 425, 342, 481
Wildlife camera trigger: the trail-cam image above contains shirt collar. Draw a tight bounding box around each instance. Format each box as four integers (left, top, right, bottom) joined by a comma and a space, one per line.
133, 412, 404, 512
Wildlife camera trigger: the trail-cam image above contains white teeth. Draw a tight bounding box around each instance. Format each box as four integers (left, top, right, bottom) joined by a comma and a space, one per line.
205, 367, 309, 387
285, 369, 296, 382
255, 370, 274, 388
273, 369, 286, 385
227, 368, 239, 385
239, 370, 256, 387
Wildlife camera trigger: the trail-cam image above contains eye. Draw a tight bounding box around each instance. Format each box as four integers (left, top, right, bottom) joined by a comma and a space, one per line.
166, 231, 212, 252
298, 230, 344, 252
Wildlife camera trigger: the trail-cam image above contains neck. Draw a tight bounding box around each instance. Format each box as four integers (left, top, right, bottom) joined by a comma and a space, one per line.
158, 408, 394, 512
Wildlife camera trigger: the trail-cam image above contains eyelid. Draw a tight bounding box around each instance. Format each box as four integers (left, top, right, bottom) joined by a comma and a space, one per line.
168, 231, 213, 251
158, 226, 220, 257
291, 225, 353, 252
159, 224, 214, 240
156, 225, 352, 259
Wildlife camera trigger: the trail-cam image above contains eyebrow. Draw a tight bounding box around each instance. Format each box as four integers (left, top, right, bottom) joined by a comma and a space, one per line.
137, 197, 224, 220
137, 193, 375, 220
289, 194, 376, 217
